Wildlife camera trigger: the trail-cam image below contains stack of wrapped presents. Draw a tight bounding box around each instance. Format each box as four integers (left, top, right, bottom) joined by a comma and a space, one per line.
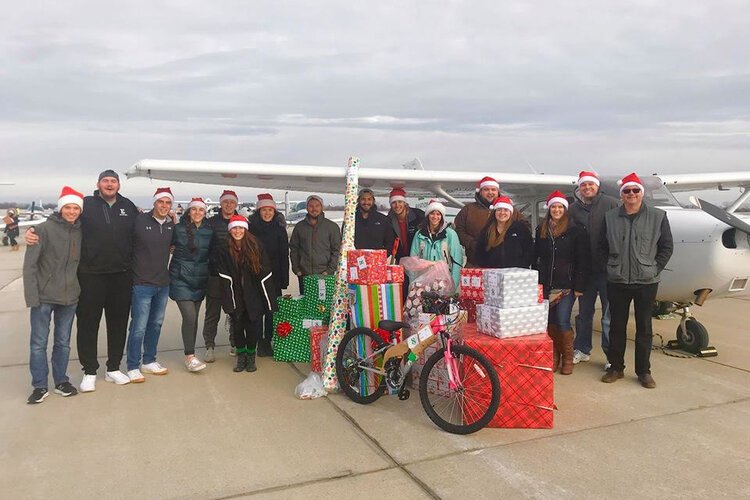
459, 267, 555, 429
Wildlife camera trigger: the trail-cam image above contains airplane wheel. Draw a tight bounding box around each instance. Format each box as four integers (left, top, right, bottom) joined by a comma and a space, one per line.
676, 319, 709, 354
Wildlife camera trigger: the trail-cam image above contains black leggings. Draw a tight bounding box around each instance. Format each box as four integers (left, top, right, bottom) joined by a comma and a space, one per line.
233, 311, 262, 353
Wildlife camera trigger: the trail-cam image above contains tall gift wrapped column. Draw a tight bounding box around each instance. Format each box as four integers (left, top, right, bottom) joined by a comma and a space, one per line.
322, 156, 359, 392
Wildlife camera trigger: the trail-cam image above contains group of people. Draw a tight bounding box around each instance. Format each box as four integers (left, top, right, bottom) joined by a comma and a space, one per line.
22, 167, 673, 404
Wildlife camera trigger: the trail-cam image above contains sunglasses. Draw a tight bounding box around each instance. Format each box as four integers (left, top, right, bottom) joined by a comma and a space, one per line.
622, 188, 641, 195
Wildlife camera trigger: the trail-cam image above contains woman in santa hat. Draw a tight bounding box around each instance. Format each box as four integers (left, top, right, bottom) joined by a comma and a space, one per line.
248, 193, 289, 357
534, 190, 590, 375
216, 215, 277, 373
170, 197, 214, 373
474, 196, 534, 269
410, 199, 464, 291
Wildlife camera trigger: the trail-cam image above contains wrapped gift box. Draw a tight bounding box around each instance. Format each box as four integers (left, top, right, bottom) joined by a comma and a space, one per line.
347, 249, 387, 285
483, 268, 539, 308
476, 301, 548, 338
348, 283, 403, 329
458, 298, 479, 323
309, 326, 329, 373
537, 284, 544, 303
459, 268, 484, 302
302, 274, 337, 321
461, 324, 554, 428
273, 295, 321, 362
386, 265, 405, 283
418, 311, 467, 335
410, 339, 451, 397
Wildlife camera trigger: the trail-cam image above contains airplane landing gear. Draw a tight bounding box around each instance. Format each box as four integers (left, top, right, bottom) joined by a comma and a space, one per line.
662, 304, 718, 357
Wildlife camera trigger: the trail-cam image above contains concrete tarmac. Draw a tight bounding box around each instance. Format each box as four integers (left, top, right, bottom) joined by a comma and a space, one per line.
1, 244, 749, 499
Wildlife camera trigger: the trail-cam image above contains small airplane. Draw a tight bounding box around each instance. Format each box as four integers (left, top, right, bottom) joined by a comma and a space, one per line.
126, 158, 750, 355
1, 200, 49, 230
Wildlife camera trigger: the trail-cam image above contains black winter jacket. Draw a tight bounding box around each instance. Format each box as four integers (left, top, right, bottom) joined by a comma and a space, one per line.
131, 211, 174, 287
387, 207, 425, 260
216, 245, 277, 320
249, 211, 290, 295
78, 191, 138, 274
534, 220, 590, 297
474, 220, 534, 269
568, 191, 618, 273
353, 208, 396, 255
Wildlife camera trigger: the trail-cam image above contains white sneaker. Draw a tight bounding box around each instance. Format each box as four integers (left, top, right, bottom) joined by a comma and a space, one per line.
229, 347, 236, 357
141, 361, 168, 375
604, 362, 612, 371
127, 369, 145, 383
105, 370, 131, 385
80, 374, 96, 393
185, 356, 206, 372
572, 350, 591, 364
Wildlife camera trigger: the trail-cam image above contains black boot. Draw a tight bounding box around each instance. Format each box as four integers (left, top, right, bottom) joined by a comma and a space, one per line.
246, 352, 257, 372
257, 339, 273, 357
233, 353, 248, 372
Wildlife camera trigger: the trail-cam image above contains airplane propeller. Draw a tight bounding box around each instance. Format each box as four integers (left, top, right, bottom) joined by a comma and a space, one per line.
690, 197, 750, 235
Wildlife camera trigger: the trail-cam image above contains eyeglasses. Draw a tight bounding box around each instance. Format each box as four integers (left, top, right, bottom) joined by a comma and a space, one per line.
622, 188, 641, 195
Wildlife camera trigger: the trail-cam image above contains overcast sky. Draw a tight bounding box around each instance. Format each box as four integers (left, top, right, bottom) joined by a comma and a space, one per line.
2, 1, 749, 206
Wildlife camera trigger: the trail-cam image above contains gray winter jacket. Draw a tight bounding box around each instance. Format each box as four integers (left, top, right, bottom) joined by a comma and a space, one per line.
600, 203, 674, 285
23, 213, 82, 307
289, 213, 341, 276
568, 190, 618, 274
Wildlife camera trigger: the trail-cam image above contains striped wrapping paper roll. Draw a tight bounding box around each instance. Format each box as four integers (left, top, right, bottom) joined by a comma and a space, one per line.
348, 283, 404, 329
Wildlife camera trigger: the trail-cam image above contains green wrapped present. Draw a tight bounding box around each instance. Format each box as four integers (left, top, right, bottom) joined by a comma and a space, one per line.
273, 295, 323, 362
302, 274, 336, 322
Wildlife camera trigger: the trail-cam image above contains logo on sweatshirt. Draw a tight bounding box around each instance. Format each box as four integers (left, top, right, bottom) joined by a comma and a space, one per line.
119, 209, 128, 217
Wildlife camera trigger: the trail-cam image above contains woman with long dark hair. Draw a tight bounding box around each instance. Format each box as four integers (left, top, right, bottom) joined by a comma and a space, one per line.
534, 191, 589, 375
474, 196, 533, 269
170, 198, 214, 372
217, 215, 277, 373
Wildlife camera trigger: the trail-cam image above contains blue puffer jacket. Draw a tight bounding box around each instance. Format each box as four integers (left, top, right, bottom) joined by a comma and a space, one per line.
169, 220, 214, 301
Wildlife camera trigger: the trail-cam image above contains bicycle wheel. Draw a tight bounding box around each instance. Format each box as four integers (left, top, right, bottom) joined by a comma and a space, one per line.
335, 327, 389, 404
419, 344, 500, 434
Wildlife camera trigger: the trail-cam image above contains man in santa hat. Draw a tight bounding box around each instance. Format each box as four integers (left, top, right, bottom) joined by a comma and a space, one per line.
23, 187, 84, 403
600, 173, 673, 388
124, 187, 176, 382
202, 189, 241, 362
454, 176, 500, 267
568, 171, 619, 367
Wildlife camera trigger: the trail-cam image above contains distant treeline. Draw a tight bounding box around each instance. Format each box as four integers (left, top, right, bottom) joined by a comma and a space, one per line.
0, 202, 56, 210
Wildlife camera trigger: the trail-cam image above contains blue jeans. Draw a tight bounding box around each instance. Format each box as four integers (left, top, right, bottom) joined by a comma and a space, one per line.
29, 303, 77, 389
127, 285, 169, 370
574, 272, 611, 355
549, 292, 575, 330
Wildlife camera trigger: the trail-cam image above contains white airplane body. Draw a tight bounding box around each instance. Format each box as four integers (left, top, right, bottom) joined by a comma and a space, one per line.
126, 158, 750, 353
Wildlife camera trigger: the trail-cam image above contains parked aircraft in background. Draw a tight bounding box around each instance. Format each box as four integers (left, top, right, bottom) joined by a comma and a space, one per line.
126, 158, 750, 354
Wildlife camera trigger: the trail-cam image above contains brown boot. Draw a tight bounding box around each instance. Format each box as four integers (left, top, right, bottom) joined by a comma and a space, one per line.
559, 329, 574, 375
547, 325, 560, 372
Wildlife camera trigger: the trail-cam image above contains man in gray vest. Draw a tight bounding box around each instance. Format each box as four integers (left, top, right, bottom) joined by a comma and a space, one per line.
600, 173, 673, 388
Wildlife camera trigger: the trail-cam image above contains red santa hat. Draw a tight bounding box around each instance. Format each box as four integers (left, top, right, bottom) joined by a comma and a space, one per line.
57, 186, 84, 212
153, 187, 174, 204
227, 214, 249, 231
490, 196, 514, 213
188, 197, 207, 211
256, 193, 276, 210
476, 176, 500, 192
389, 187, 407, 204
617, 172, 644, 194
545, 190, 569, 210
425, 199, 446, 218
578, 170, 600, 187
219, 190, 239, 203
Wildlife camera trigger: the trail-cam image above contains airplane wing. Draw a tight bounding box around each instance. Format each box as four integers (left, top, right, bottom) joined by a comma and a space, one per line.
125, 159, 577, 205
1, 218, 46, 230
655, 172, 750, 192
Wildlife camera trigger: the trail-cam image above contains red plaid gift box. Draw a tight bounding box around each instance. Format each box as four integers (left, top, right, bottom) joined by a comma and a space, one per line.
386, 265, 405, 283
459, 268, 484, 302
309, 326, 329, 373
347, 249, 388, 284
461, 323, 554, 429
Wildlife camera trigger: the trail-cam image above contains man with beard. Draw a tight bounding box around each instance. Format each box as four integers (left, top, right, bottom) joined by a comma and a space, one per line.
454, 176, 500, 267
353, 188, 396, 254
289, 195, 341, 294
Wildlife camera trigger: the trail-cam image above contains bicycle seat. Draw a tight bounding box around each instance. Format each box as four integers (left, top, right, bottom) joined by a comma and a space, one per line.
378, 320, 409, 332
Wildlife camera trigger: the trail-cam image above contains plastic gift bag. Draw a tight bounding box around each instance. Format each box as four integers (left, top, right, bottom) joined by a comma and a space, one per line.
400, 258, 454, 328
295, 372, 327, 400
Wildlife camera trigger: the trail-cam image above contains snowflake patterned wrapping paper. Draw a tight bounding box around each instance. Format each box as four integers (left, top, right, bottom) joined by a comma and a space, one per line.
461, 324, 554, 429
273, 295, 322, 362
302, 274, 337, 322
459, 268, 485, 302
348, 283, 404, 329
482, 268, 539, 308
347, 249, 388, 285
476, 301, 549, 338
